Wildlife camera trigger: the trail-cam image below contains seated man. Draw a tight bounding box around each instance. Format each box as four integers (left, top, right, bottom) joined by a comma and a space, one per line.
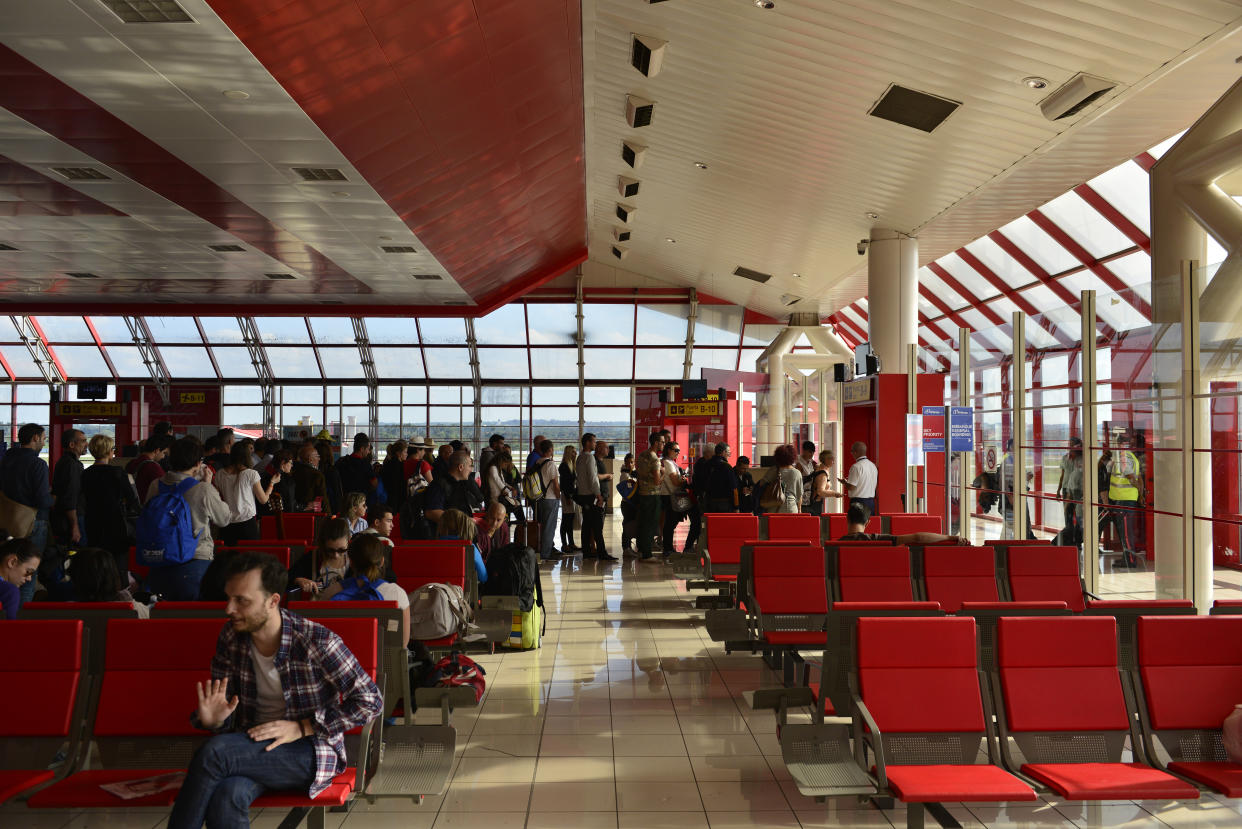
473, 500, 510, 560
359, 503, 396, 548
168, 552, 383, 828
839, 502, 968, 545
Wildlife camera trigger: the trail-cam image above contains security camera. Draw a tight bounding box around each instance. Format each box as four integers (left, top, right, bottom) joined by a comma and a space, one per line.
857, 239, 869, 255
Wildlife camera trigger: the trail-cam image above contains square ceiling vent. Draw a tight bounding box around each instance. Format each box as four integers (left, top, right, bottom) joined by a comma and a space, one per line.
99, 0, 194, 23
381, 245, 417, 253
264, 272, 296, 280
292, 167, 347, 182
411, 273, 442, 280
868, 84, 961, 133
208, 243, 244, 252
733, 266, 772, 284
65, 272, 100, 279
51, 167, 110, 181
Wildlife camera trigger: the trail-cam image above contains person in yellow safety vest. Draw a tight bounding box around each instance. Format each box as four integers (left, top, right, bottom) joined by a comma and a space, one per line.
1107, 433, 1144, 569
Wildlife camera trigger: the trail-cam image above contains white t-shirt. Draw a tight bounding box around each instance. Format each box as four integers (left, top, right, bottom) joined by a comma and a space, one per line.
659, 459, 682, 495
845, 457, 878, 499
377, 581, 411, 609
250, 643, 285, 724
538, 457, 559, 501
215, 467, 261, 523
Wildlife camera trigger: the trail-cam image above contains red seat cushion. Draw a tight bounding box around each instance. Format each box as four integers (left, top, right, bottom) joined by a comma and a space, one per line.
763, 630, 826, 646
1138, 616, 1242, 730
1006, 547, 1085, 611
253, 782, 351, 808
0, 769, 53, 804
885, 764, 1036, 802
839, 547, 916, 602
1167, 762, 1242, 797
1020, 763, 1199, 800
806, 682, 835, 716
29, 769, 185, 808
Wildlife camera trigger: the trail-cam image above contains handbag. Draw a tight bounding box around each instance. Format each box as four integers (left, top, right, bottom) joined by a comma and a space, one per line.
671, 490, 693, 513
0, 489, 37, 538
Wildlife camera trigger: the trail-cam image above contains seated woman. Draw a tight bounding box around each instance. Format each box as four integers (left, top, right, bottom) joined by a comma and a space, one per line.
0, 537, 42, 620
343, 491, 369, 535
436, 508, 488, 585
65, 546, 151, 618
288, 516, 351, 597
320, 533, 410, 645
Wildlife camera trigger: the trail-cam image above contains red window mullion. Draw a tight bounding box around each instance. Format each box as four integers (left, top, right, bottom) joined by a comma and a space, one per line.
954, 250, 1075, 348
1073, 183, 1150, 253
1133, 152, 1157, 173
1027, 209, 1152, 320
926, 262, 1005, 327
83, 317, 118, 380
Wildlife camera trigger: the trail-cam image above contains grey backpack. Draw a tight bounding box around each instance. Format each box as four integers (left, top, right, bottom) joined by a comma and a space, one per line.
408, 582, 473, 641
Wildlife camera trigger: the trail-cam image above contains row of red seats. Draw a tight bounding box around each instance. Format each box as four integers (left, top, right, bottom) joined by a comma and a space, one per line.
846, 613, 1242, 818
0, 615, 380, 818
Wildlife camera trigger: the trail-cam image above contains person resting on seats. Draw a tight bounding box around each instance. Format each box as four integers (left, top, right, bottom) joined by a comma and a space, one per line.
839, 502, 969, 545
168, 552, 382, 829
436, 508, 488, 584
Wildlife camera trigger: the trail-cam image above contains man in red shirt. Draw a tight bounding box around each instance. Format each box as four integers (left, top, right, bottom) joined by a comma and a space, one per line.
127, 434, 173, 505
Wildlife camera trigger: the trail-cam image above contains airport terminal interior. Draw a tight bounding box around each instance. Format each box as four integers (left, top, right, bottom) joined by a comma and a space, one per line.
5, 0, 1242, 827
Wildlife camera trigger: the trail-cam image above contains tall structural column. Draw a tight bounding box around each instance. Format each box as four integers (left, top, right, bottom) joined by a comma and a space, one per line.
867, 229, 918, 373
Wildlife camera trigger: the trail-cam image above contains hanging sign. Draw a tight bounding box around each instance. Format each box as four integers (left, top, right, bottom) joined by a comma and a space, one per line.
949, 407, 974, 452
179, 392, 206, 404
666, 400, 722, 418
842, 378, 873, 404
921, 406, 945, 453
56, 402, 124, 417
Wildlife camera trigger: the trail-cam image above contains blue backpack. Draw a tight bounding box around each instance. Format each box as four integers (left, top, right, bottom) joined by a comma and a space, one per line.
136, 478, 202, 567
332, 575, 388, 602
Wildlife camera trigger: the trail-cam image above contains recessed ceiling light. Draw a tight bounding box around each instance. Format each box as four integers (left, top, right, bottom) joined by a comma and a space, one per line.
864, 211, 879, 220
1022, 76, 1049, 89
332, 191, 350, 198
222, 89, 250, 100
693, 161, 708, 169
377, 235, 393, 241
792, 272, 801, 278
754, 0, 775, 7
665, 237, 677, 243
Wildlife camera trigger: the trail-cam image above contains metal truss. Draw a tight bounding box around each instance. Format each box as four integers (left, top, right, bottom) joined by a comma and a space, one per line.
683, 288, 698, 381
575, 274, 585, 432
122, 316, 171, 406
237, 316, 276, 434
11, 315, 65, 390
462, 317, 482, 444
352, 317, 379, 435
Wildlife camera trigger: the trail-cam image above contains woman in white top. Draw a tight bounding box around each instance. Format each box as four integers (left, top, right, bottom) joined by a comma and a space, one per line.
343, 492, 369, 535
773, 444, 804, 514
214, 442, 279, 544
660, 442, 688, 555
484, 450, 517, 509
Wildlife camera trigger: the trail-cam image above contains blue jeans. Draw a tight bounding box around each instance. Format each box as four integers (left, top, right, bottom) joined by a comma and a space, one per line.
146, 558, 212, 601
536, 499, 560, 559
169, 731, 315, 829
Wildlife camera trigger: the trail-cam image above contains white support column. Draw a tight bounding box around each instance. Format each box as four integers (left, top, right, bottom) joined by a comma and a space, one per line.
1180, 261, 1211, 610
1012, 312, 1027, 540
907, 343, 918, 511
867, 229, 918, 374
757, 327, 798, 457
1081, 292, 1100, 595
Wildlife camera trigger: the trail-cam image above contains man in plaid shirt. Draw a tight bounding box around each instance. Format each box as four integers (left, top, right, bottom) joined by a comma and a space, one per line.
169, 552, 383, 828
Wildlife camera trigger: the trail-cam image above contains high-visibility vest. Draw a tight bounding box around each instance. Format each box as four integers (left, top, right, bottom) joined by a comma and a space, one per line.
1108, 450, 1140, 501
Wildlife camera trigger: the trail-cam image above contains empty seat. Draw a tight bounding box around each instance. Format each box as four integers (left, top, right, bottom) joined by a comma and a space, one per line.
149, 602, 228, 618
888, 514, 943, 535
1137, 615, 1242, 796
751, 543, 827, 648
995, 616, 1198, 800
19, 602, 138, 675
765, 512, 820, 542
700, 513, 760, 582
836, 546, 923, 604
260, 512, 318, 540
1006, 546, 1085, 611
922, 546, 1001, 613
856, 617, 1036, 805
0, 620, 86, 804
1210, 599, 1242, 615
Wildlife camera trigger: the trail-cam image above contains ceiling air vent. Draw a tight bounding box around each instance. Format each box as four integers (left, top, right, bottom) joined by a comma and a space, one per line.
625, 95, 655, 128
411, 273, 442, 280
208, 243, 244, 252
317, 299, 344, 305
611, 244, 629, 261
291, 167, 347, 182
264, 273, 296, 280
65, 272, 100, 279
780, 293, 803, 307
868, 84, 960, 133
630, 34, 667, 78
51, 167, 110, 181
0, 244, 17, 251
733, 266, 772, 284
381, 245, 417, 253
98, 0, 194, 23
612, 227, 631, 243
1039, 73, 1116, 121
615, 203, 637, 223
443, 300, 468, 306
618, 176, 640, 198
621, 140, 647, 169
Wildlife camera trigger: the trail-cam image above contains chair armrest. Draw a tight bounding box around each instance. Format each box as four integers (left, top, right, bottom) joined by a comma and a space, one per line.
852, 697, 887, 789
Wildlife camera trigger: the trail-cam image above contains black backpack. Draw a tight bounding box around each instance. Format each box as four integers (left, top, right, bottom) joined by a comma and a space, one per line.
480, 543, 542, 613
399, 488, 434, 540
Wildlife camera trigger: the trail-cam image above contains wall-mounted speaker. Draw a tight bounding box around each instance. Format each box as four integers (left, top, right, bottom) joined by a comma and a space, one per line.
658, 389, 668, 403
625, 94, 655, 128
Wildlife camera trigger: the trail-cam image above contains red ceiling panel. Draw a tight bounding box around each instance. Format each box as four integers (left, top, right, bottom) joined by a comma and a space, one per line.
206, 0, 588, 307
0, 45, 371, 297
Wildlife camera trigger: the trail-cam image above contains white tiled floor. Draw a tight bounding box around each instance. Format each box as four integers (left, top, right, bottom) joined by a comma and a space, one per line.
9, 513, 1242, 828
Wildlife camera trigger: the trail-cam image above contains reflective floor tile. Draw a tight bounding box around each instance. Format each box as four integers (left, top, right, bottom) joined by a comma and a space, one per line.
529, 780, 618, 812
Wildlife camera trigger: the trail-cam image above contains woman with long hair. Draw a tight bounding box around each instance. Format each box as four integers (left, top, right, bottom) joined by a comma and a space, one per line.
436, 508, 487, 585
558, 445, 580, 553
772, 444, 803, 514
659, 442, 688, 555
288, 516, 351, 597
381, 440, 409, 513
214, 441, 279, 544
321, 533, 410, 644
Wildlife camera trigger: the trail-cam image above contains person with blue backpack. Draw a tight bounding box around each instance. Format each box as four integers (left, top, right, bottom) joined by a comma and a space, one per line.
137, 437, 235, 601
320, 533, 410, 645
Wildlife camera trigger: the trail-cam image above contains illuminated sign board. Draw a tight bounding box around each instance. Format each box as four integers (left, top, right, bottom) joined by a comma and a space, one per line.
179, 392, 207, 404
665, 401, 722, 417
56, 402, 123, 417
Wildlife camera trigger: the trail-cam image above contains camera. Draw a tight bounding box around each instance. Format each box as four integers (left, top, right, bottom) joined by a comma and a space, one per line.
857, 239, 869, 255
